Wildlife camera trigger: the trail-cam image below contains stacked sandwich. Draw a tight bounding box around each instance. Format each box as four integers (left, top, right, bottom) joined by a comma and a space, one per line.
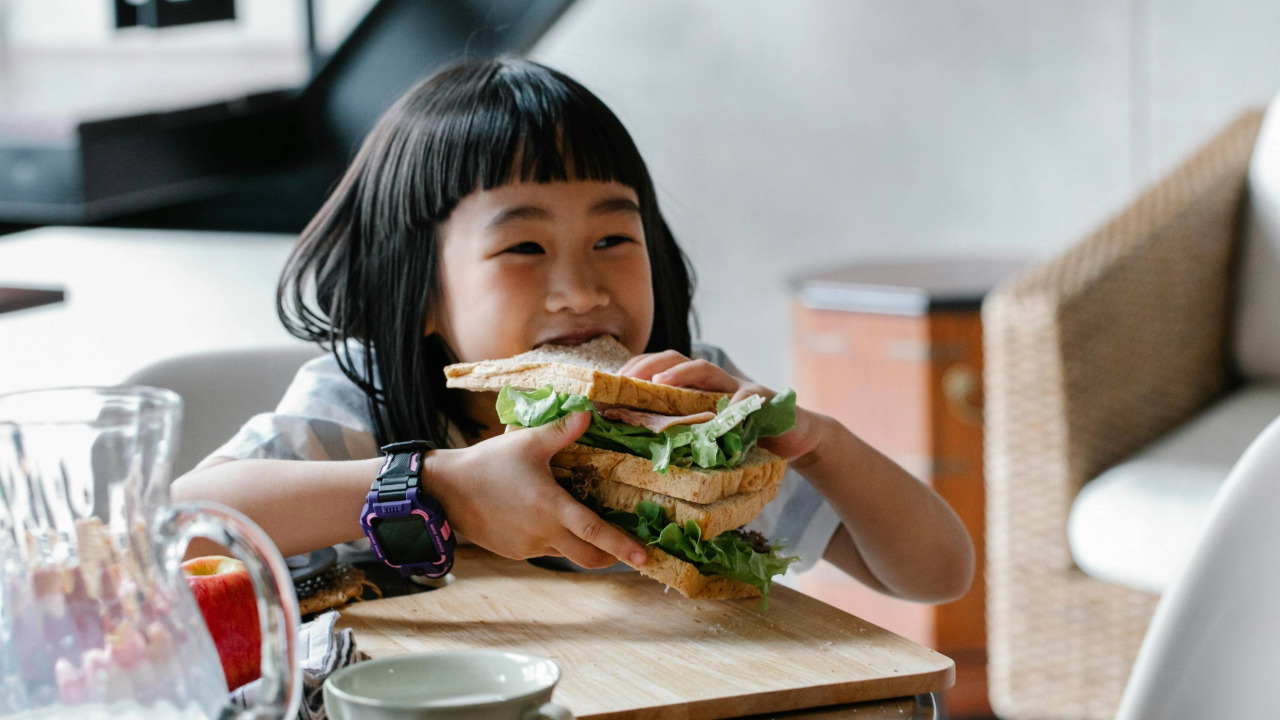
444, 336, 799, 602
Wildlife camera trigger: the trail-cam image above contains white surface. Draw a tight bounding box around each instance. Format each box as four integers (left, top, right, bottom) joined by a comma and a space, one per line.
1233, 93, 1280, 381
1114, 414, 1280, 720
0, 226, 308, 397
1068, 384, 1280, 593
1147, 0, 1280, 184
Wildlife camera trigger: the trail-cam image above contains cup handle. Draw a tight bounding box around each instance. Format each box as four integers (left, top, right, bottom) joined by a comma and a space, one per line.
154, 500, 302, 720
524, 702, 575, 720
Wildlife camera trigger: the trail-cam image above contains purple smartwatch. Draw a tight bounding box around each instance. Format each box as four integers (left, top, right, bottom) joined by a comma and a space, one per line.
360, 440, 455, 578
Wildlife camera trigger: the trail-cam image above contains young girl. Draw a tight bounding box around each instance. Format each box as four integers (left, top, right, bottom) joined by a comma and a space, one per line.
172, 57, 973, 603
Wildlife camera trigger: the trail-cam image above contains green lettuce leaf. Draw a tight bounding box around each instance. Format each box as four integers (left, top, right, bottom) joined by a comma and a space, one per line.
559, 393, 595, 414
604, 500, 798, 609
497, 384, 798, 475
747, 389, 798, 437
496, 385, 561, 426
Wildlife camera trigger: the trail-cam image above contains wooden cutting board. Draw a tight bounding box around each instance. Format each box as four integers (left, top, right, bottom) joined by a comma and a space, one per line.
337, 546, 954, 720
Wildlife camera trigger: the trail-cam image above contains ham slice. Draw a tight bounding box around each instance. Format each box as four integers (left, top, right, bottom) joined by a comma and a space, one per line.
598, 405, 716, 433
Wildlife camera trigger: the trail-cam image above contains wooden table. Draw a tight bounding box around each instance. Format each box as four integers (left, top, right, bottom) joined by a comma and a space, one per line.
791, 257, 1025, 717
337, 546, 952, 720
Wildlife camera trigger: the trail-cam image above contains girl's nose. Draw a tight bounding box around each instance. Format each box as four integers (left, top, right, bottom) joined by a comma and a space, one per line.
545, 260, 610, 314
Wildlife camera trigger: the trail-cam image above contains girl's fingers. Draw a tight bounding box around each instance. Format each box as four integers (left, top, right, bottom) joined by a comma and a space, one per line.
618, 350, 689, 381
730, 383, 774, 405
520, 411, 591, 460
557, 497, 647, 567
616, 354, 643, 376
533, 543, 562, 559
651, 359, 738, 392
551, 535, 618, 570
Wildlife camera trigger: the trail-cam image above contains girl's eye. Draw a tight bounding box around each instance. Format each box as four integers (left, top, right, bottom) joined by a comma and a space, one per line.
503, 242, 545, 255
594, 235, 634, 250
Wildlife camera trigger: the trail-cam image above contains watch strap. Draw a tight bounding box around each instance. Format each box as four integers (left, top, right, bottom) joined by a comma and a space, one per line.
372, 440, 437, 502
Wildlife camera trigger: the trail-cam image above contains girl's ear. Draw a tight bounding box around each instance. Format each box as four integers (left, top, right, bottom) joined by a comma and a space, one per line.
423, 291, 442, 337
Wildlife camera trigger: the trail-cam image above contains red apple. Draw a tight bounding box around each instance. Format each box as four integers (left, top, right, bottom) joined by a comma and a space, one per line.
182, 555, 261, 691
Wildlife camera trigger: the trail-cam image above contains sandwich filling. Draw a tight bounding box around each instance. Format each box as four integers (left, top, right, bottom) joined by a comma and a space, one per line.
497, 384, 798, 473
561, 465, 798, 604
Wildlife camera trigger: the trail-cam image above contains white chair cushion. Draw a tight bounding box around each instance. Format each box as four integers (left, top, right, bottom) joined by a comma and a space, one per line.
1234, 95, 1280, 381
1068, 384, 1280, 593
126, 345, 323, 475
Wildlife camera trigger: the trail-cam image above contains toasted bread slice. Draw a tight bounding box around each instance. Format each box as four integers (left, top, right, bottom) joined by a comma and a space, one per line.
618, 526, 761, 600
551, 443, 786, 504
552, 465, 778, 538
443, 336, 726, 416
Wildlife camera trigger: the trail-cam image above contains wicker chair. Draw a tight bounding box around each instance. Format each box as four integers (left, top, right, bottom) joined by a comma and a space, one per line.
982, 108, 1265, 720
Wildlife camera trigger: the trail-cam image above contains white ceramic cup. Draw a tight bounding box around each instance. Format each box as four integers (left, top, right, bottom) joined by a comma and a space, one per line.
323, 651, 574, 720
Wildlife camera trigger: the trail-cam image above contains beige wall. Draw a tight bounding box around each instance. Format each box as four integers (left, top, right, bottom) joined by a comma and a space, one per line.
532, 0, 1280, 387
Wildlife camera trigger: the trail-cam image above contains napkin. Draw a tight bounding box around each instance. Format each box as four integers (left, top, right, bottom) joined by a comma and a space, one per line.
229, 610, 363, 720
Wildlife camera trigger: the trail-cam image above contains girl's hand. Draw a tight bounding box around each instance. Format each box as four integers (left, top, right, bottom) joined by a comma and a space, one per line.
617, 350, 828, 463
425, 412, 647, 569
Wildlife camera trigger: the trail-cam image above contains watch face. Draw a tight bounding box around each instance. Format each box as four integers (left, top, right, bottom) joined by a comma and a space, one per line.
372, 515, 442, 566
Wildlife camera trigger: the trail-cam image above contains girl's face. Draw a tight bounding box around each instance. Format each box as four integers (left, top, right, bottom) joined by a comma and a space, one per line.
430, 180, 655, 364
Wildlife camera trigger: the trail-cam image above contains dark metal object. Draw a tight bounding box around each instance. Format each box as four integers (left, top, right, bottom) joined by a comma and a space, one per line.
303, 0, 322, 76
115, 0, 236, 29
2, 0, 575, 230
735, 693, 937, 719
301, 0, 576, 160
0, 286, 65, 315
0, 91, 305, 224
286, 546, 338, 584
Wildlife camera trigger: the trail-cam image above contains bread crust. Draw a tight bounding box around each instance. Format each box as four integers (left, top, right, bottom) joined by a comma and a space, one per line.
552, 443, 786, 504
619, 526, 761, 600
444, 359, 726, 416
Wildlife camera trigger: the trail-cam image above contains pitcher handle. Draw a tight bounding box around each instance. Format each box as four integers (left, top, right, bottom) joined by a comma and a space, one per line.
154, 500, 301, 720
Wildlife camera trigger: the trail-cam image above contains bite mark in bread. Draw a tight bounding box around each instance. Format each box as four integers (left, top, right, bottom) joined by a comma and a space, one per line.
443, 336, 727, 416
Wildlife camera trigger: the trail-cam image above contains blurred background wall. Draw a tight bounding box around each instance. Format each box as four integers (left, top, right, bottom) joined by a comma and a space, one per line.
3, 0, 1279, 387
531, 0, 1280, 386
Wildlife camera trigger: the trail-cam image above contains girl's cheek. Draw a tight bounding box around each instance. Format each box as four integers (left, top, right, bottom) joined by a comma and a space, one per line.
621, 257, 655, 352
624, 255, 654, 300
487, 269, 542, 315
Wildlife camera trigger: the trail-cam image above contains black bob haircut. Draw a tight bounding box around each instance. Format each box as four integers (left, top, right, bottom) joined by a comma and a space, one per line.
278, 57, 697, 447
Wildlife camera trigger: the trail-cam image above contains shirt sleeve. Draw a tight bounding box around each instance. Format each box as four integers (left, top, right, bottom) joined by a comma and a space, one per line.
201, 351, 381, 466
691, 342, 843, 577
743, 468, 843, 578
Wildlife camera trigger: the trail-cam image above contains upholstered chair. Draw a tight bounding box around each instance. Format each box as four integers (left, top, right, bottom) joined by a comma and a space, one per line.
983, 102, 1280, 719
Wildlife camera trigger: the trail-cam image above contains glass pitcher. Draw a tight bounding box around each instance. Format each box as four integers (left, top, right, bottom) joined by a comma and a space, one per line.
0, 386, 300, 719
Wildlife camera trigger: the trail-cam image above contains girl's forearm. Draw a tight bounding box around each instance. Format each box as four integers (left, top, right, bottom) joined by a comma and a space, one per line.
170, 458, 383, 558
793, 412, 975, 603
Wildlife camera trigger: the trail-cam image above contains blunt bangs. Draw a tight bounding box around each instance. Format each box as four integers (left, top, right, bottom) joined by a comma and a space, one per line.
399, 59, 653, 225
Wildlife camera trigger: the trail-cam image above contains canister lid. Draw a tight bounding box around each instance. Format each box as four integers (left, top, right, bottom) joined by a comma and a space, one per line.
792, 257, 1026, 315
